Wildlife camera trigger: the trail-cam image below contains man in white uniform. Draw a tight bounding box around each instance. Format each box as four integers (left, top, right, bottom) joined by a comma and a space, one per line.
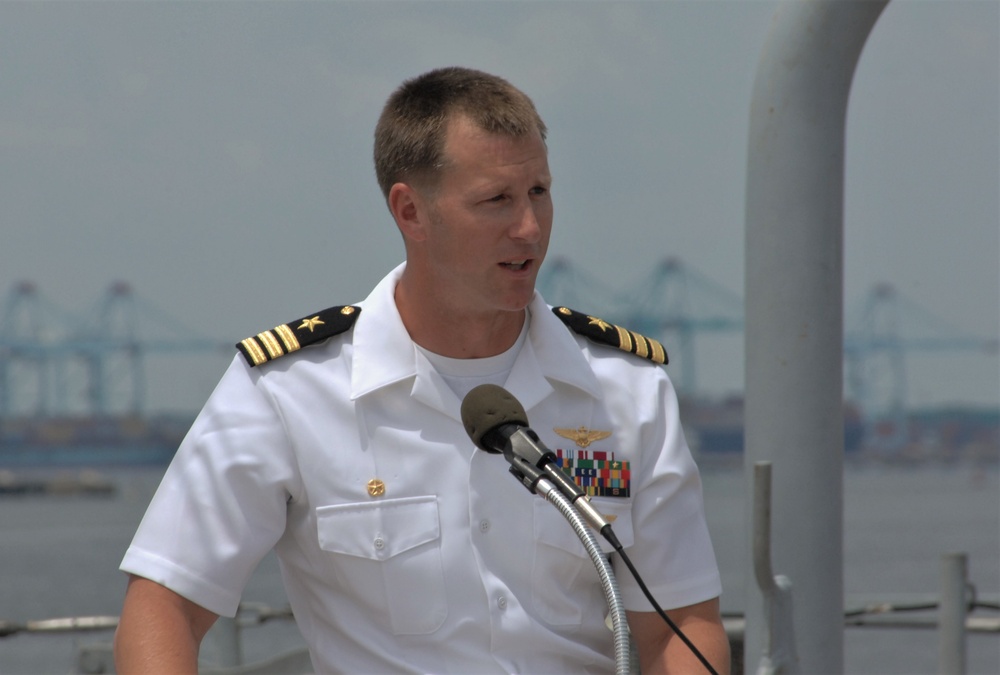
114, 67, 730, 674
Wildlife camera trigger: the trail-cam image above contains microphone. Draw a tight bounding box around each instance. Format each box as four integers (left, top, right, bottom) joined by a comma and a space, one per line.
460, 383, 528, 454
462, 386, 719, 675
460, 384, 612, 533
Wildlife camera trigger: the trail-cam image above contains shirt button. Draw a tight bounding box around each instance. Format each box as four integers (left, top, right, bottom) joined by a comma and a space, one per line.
497, 596, 507, 610
479, 519, 490, 533
374, 536, 385, 551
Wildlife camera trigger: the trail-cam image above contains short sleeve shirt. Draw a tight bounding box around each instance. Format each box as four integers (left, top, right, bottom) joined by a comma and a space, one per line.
120, 263, 721, 674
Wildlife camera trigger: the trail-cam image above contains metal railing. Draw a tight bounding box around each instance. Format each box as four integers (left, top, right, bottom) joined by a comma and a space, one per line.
2, 467, 996, 675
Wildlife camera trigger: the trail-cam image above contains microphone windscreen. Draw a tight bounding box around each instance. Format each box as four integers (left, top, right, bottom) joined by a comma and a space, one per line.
460, 384, 529, 451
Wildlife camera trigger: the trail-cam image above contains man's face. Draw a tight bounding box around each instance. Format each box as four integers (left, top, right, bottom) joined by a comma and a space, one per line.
416, 115, 553, 318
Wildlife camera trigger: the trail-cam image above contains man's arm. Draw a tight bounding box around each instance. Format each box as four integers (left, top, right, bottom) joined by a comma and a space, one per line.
628, 597, 731, 675
114, 575, 219, 674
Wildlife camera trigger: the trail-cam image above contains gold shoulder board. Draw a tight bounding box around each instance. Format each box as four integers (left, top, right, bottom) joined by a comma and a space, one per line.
551, 306, 668, 365
236, 305, 361, 367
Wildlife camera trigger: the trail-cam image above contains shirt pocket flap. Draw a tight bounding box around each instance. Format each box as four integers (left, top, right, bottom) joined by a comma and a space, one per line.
533, 497, 634, 556
317, 495, 440, 561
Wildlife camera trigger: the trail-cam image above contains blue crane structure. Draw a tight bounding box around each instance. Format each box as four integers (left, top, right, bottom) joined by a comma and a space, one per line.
537, 259, 998, 447
2, 270, 995, 448
844, 282, 999, 452
0, 281, 230, 418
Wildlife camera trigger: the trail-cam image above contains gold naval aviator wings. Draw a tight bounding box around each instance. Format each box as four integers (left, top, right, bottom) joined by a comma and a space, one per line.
554, 426, 613, 449
236, 305, 361, 367
552, 306, 668, 365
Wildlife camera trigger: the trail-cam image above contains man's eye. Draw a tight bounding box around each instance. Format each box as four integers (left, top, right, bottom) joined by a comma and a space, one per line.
487, 194, 506, 202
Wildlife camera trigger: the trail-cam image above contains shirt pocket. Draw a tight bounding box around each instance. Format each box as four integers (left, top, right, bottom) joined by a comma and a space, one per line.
531, 497, 635, 626
316, 495, 447, 635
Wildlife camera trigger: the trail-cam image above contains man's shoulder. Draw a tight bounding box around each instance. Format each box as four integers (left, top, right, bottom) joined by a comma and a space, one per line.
550, 306, 668, 365
235, 305, 361, 367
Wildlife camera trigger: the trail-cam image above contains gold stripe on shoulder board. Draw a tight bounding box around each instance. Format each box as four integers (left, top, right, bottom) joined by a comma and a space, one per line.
257, 330, 284, 359
239, 337, 268, 366
274, 324, 301, 352
615, 326, 633, 354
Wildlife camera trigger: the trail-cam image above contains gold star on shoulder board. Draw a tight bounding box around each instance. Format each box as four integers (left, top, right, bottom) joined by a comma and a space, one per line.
588, 316, 612, 331
554, 426, 613, 449
298, 316, 325, 332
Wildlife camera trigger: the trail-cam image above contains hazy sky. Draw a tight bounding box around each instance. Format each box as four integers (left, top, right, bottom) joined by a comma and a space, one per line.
1, 0, 997, 414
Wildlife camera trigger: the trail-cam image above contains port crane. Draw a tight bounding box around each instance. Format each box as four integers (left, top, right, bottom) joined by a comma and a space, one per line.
0, 282, 229, 417
2, 270, 995, 435
844, 282, 999, 452
538, 260, 997, 449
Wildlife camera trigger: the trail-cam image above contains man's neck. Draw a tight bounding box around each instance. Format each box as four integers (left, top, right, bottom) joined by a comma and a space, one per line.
394, 282, 527, 359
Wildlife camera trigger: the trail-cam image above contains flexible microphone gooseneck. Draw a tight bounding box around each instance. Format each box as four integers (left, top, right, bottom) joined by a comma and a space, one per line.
459, 384, 720, 675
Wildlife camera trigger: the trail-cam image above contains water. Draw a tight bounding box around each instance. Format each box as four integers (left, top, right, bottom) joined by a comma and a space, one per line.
0, 463, 997, 674
704, 462, 1000, 674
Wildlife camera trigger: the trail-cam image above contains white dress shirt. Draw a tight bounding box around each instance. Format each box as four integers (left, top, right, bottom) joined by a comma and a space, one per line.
121, 262, 721, 674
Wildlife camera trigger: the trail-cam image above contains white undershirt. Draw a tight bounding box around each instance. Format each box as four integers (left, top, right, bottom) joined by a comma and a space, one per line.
415, 311, 530, 401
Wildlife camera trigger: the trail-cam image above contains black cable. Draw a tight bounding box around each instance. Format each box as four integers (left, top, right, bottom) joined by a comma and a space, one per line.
843, 601, 938, 618
602, 526, 720, 675
844, 581, 998, 618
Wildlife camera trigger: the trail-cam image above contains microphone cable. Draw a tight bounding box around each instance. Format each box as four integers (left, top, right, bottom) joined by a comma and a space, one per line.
599, 526, 720, 675
458, 384, 722, 673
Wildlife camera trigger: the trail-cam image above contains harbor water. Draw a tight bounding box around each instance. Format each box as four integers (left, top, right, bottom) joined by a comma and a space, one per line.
1, 462, 997, 674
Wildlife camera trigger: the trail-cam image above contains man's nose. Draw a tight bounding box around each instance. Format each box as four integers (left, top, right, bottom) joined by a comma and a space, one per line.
510, 203, 542, 242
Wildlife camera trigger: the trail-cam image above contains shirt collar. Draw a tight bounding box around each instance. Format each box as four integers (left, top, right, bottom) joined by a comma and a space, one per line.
350, 262, 604, 412
506, 292, 604, 411
350, 262, 416, 400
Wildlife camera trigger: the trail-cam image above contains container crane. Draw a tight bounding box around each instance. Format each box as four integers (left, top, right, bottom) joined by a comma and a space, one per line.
844, 282, 999, 453
0, 282, 230, 418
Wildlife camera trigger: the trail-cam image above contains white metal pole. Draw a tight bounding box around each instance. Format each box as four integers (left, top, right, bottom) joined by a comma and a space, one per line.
744, 2, 889, 672
939, 552, 968, 674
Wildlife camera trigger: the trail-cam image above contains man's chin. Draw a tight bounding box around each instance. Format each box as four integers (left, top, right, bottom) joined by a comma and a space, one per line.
499, 294, 535, 314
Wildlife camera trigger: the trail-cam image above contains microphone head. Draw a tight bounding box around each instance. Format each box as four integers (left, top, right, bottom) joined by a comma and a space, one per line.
460, 384, 529, 453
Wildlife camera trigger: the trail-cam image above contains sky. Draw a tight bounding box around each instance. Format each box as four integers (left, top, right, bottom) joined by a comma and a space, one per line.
1, 0, 997, 415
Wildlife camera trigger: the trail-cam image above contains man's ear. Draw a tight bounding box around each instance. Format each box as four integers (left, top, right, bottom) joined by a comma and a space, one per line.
389, 182, 429, 242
